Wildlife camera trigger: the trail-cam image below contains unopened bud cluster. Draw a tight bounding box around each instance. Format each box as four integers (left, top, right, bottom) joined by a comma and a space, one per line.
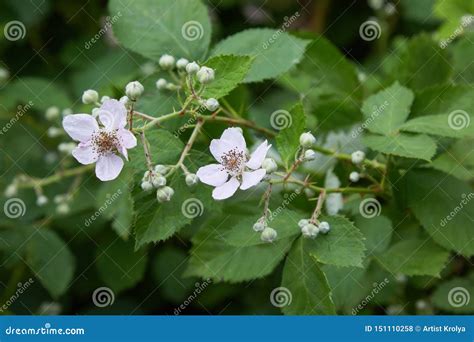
140, 165, 174, 203
253, 216, 278, 243
298, 132, 317, 161
298, 218, 330, 239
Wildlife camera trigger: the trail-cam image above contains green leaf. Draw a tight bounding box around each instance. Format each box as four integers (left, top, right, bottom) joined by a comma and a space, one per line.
434, 0, 474, 41
431, 139, 474, 180
281, 237, 336, 315
96, 239, 147, 293
363, 133, 437, 161
201, 55, 253, 99
362, 82, 414, 135
276, 103, 306, 169
185, 214, 296, 282
26, 230, 75, 298
109, 0, 211, 61
305, 215, 366, 268
399, 169, 474, 257
376, 238, 449, 277
354, 215, 393, 256
212, 28, 310, 83
452, 33, 474, 84
431, 273, 474, 313
400, 113, 474, 139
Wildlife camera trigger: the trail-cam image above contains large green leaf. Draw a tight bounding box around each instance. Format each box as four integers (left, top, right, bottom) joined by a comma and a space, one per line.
275, 103, 306, 169
281, 237, 336, 315
376, 238, 449, 277
434, 0, 474, 41
109, 0, 211, 61
363, 133, 437, 161
399, 169, 474, 256
431, 273, 474, 313
431, 139, 474, 180
304, 215, 366, 268
212, 28, 310, 82
400, 113, 474, 139
354, 215, 393, 256
201, 55, 253, 99
26, 230, 75, 298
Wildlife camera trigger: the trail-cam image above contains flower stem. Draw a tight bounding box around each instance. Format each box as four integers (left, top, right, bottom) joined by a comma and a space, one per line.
312, 145, 386, 171
175, 118, 204, 171
140, 131, 153, 171
310, 190, 326, 223
17, 165, 94, 189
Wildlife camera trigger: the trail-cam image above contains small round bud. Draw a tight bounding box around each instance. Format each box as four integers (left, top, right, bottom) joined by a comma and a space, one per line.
45, 106, 60, 120
157, 186, 174, 203
143, 170, 151, 180
36, 195, 48, 207
4, 184, 18, 197
351, 150, 365, 165
186, 61, 199, 74
415, 300, 428, 311
298, 219, 309, 228
299, 132, 316, 148
154, 164, 169, 174
92, 108, 100, 118
0, 67, 10, 82
253, 217, 266, 232
56, 203, 70, 215
141, 181, 153, 191
176, 58, 189, 70
165, 83, 179, 91
304, 188, 315, 198
62, 108, 73, 117
304, 149, 316, 161
58, 142, 76, 154
159, 54, 175, 70
100, 96, 111, 103
119, 96, 129, 106
125, 81, 144, 100
261, 227, 277, 243
81, 89, 99, 104
53, 195, 66, 204
349, 171, 360, 183
204, 98, 219, 111
156, 78, 168, 90
152, 175, 167, 188
140, 62, 156, 76
261, 158, 277, 173
185, 173, 199, 186
318, 221, 330, 234
196, 66, 215, 84
301, 223, 319, 238
47, 127, 63, 138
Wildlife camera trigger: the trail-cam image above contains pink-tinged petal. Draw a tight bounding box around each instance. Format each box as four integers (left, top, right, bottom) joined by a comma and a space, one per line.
240, 169, 266, 190
212, 177, 240, 200
62, 114, 98, 142
220, 127, 246, 151
99, 99, 127, 129
95, 154, 124, 181
118, 129, 137, 149
246, 140, 271, 170
196, 164, 229, 187
71, 143, 98, 165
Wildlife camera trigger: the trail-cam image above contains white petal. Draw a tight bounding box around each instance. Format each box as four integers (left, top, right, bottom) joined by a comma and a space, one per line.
246, 140, 271, 170
99, 99, 127, 129
209, 139, 238, 162
95, 154, 124, 181
118, 129, 137, 149
71, 143, 98, 165
240, 169, 266, 190
220, 127, 246, 151
212, 177, 240, 200
62, 114, 98, 142
196, 164, 228, 186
